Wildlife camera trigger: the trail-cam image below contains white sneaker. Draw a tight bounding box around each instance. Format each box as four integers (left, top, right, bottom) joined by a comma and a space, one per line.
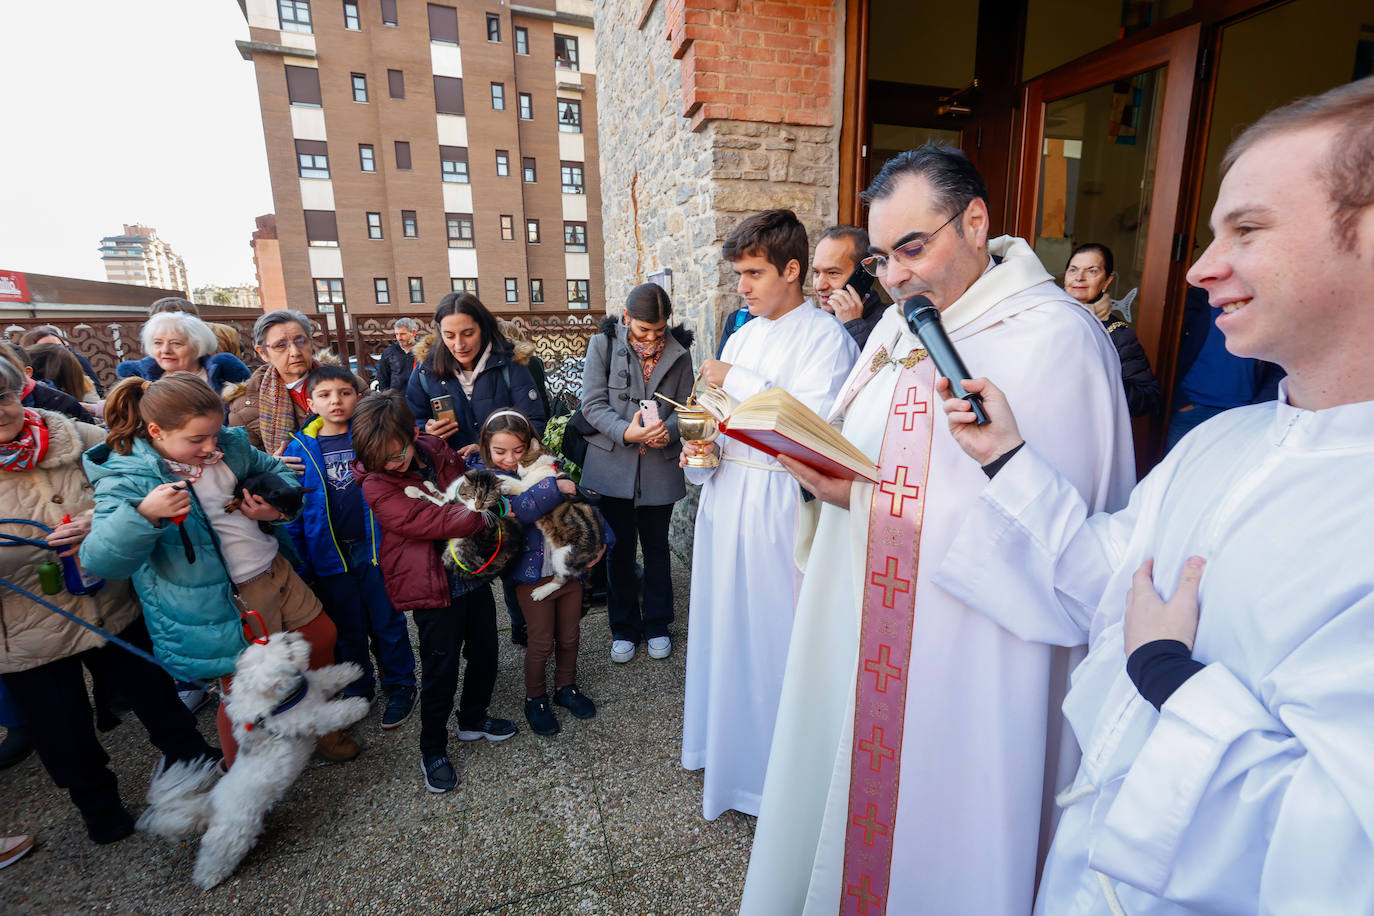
611, 640, 636, 663
647, 636, 671, 660
178, 687, 212, 714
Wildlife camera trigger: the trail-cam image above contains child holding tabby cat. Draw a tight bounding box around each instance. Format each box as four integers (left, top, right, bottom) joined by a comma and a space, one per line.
468, 410, 609, 737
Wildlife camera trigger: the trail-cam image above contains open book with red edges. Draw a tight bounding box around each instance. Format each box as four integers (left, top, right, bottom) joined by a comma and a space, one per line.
695, 386, 880, 483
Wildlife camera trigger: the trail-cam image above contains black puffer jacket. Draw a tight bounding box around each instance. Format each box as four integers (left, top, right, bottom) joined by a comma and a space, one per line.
1103, 314, 1163, 417
375, 341, 417, 392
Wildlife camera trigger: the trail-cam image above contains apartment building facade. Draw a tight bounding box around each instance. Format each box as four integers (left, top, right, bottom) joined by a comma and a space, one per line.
236, 0, 602, 319
97, 224, 190, 291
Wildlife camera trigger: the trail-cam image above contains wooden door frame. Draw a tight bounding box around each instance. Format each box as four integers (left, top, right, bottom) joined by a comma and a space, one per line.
838, 0, 870, 227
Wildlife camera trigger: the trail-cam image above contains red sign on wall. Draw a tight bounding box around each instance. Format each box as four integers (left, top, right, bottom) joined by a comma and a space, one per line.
0, 270, 30, 303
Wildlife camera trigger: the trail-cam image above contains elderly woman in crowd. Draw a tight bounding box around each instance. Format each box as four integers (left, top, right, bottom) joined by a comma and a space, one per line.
223, 309, 324, 471
115, 310, 251, 395
0, 357, 216, 844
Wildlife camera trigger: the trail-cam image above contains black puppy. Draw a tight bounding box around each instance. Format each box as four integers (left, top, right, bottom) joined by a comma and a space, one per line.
223, 470, 312, 532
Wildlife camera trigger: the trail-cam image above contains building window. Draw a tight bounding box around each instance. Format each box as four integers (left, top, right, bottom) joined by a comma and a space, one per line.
554, 34, 579, 70
530, 279, 544, 303
486, 13, 500, 41
518, 92, 532, 119
351, 73, 368, 103
285, 65, 322, 106
452, 278, 478, 295
446, 213, 474, 248
522, 157, 536, 183
426, 2, 457, 41
402, 210, 418, 238
359, 144, 375, 172
514, 26, 528, 55
408, 277, 424, 303
433, 76, 464, 115
557, 98, 582, 133
315, 278, 344, 307
567, 279, 590, 308
343, 1, 360, 29
504, 278, 518, 303
366, 212, 383, 239
490, 83, 505, 111
500, 215, 514, 241
295, 139, 329, 179
564, 221, 587, 252
560, 161, 585, 194
373, 277, 390, 304
395, 141, 412, 170
526, 219, 540, 243
388, 69, 405, 100
439, 145, 468, 183
495, 150, 509, 177
279, 0, 312, 33
305, 210, 339, 247
381, 0, 398, 26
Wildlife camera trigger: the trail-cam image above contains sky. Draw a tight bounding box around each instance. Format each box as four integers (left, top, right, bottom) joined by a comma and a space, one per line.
0, 1, 272, 289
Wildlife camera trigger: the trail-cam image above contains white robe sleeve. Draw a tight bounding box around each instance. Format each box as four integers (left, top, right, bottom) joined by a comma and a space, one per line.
1091, 593, 1374, 913
723, 322, 857, 417
936, 445, 1142, 646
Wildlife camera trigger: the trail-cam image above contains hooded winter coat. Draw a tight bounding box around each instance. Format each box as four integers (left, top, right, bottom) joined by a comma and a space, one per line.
283, 417, 382, 581
353, 434, 488, 611
404, 338, 548, 449
81, 426, 301, 679
578, 317, 695, 505
0, 410, 140, 674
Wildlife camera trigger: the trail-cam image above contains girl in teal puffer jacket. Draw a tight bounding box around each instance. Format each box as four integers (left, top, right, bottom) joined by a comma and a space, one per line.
82, 373, 357, 767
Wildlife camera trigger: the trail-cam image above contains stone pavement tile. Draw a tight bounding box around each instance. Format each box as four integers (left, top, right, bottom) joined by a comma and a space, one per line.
472, 877, 624, 916
594, 756, 754, 872
614, 834, 753, 916
578, 684, 684, 779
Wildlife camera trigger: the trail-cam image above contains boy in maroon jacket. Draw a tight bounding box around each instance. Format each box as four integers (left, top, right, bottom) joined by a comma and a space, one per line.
352, 392, 518, 793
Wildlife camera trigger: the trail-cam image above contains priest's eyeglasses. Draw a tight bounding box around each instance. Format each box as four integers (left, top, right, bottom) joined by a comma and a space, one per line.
860, 210, 961, 278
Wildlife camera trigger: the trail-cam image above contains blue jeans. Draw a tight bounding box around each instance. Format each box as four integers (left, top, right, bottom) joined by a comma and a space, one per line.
314, 541, 417, 699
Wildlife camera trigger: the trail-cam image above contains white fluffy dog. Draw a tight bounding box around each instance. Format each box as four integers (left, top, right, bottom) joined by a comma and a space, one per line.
136, 632, 370, 889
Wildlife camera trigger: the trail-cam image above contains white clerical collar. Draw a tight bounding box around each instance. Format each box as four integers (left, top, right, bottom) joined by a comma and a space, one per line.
939, 236, 1053, 334
1270, 378, 1374, 450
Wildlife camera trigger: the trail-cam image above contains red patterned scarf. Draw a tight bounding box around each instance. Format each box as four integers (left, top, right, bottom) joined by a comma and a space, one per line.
256, 366, 298, 455
0, 409, 51, 473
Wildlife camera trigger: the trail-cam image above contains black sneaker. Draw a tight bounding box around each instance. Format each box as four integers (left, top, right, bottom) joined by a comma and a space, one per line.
84, 806, 136, 845
510, 623, 528, 647
420, 753, 458, 793
0, 726, 35, 770
553, 685, 597, 720
455, 716, 518, 742
381, 690, 416, 730
524, 696, 560, 736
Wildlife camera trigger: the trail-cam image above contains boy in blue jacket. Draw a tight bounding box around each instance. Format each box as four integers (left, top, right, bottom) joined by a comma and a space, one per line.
286, 365, 417, 728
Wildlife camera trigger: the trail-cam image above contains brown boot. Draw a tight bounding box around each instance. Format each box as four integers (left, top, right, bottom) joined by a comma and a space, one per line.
315, 730, 360, 762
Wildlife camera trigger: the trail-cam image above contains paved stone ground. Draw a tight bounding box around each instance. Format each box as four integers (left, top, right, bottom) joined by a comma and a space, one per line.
0, 555, 755, 914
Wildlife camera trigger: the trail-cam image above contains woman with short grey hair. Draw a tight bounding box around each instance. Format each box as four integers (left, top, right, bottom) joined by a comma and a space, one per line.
224, 310, 324, 468
113, 311, 250, 394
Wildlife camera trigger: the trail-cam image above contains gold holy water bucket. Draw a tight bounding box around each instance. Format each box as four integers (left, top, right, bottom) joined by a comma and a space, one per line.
675, 404, 720, 469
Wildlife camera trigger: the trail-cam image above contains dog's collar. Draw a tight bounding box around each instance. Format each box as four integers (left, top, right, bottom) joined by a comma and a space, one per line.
244, 675, 309, 732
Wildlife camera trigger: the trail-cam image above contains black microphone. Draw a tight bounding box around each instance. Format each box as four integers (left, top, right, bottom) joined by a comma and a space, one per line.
903, 295, 989, 426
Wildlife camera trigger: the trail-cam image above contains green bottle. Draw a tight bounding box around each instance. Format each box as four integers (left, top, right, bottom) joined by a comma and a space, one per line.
38, 560, 63, 596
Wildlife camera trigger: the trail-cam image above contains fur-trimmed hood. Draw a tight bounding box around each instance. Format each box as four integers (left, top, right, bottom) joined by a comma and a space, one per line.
598, 315, 695, 350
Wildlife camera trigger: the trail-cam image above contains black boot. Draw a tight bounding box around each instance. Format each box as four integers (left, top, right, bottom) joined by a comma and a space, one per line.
0, 726, 35, 770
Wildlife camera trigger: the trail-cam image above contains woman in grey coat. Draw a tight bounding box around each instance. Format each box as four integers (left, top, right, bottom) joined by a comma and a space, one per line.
579, 284, 695, 664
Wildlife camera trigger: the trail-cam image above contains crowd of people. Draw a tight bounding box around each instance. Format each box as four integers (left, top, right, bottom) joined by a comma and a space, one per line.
3, 76, 1371, 915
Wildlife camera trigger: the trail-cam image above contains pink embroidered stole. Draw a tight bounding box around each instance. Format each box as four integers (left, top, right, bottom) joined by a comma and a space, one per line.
838, 350, 935, 916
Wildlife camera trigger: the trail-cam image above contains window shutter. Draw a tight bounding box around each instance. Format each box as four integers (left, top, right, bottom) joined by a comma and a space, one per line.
434, 76, 464, 115
303, 210, 339, 243
285, 65, 322, 105
426, 3, 458, 42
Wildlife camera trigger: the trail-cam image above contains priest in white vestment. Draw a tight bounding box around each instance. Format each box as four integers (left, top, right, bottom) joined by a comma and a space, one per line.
933, 80, 1374, 914
682, 209, 859, 820
741, 149, 1135, 915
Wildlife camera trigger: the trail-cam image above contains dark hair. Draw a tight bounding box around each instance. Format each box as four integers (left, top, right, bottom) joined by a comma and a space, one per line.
1067, 243, 1115, 277
818, 225, 869, 266
351, 391, 417, 470
104, 373, 225, 455
624, 283, 673, 323
0, 340, 30, 371
1221, 76, 1374, 251
19, 325, 65, 347
478, 409, 544, 469
148, 297, 199, 317
723, 209, 809, 279
861, 144, 990, 236
306, 364, 363, 396
431, 292, 504, 377
28, 343, 88, 401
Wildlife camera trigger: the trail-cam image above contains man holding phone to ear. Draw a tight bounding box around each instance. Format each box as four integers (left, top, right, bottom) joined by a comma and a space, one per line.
813, 225, 887, 349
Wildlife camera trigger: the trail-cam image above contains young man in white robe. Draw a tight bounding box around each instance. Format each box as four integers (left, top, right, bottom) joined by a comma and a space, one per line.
935, 78, 1374, 914
681, 209, 859, 820
741, 148, 1136, 914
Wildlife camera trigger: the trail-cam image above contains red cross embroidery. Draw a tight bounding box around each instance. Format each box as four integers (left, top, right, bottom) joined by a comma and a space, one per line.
856, 725, 896, 773
851, 803, 891, 846
869, 557, 910, 610
894, 386, 929, 431
878, 465, 921, 518
863, 644, 903, 693
845, 874, 883, 914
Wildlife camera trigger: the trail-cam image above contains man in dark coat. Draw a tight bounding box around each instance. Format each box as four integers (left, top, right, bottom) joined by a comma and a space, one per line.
375, 318, 420, 392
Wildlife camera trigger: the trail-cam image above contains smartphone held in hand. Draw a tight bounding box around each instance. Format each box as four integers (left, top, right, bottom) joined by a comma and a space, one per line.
639, 400, 660, 425
430, 395, 456, 423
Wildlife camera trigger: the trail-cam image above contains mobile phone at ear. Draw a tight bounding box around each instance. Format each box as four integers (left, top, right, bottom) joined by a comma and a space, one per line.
842, 264, 879, 302
639, 400, 660, 425
430, 395, 456, 423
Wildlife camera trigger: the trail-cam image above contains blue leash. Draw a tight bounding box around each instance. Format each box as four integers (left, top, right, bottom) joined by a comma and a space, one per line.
0, 518, 209, 687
